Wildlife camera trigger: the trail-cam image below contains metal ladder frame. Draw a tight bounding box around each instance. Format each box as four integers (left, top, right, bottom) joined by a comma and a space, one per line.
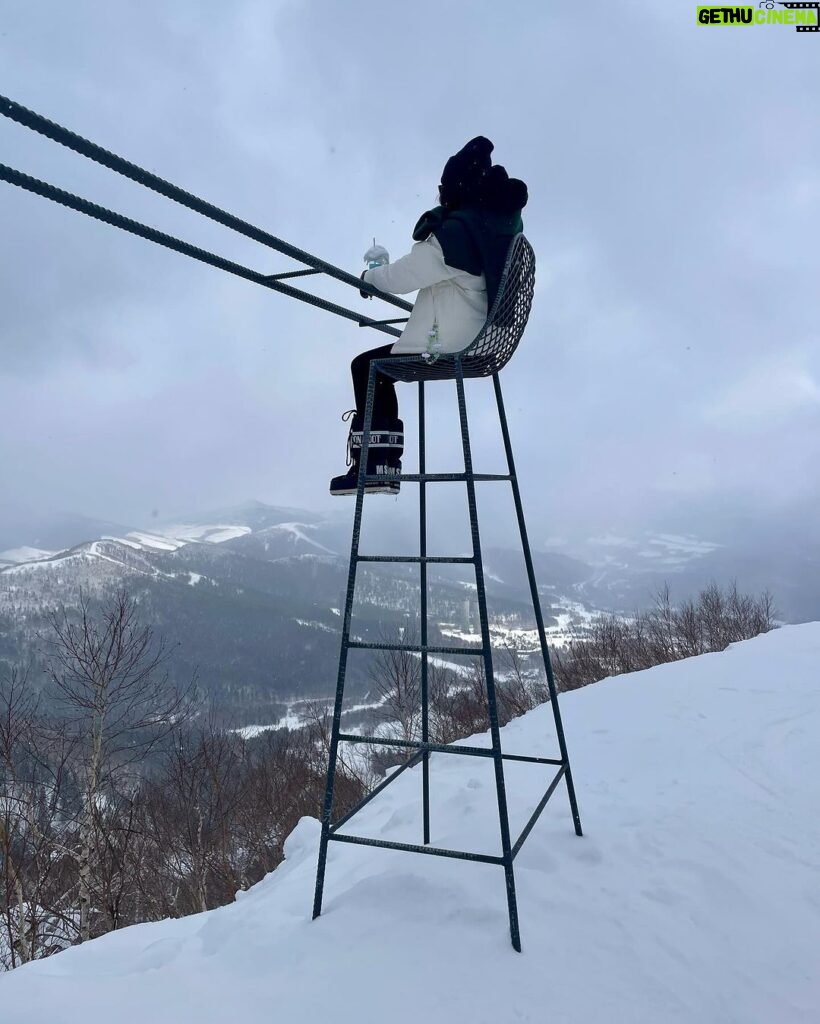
312, 358, 583, 951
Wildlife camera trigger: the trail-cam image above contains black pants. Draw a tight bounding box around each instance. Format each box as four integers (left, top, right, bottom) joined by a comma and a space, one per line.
351, 345, 399, 423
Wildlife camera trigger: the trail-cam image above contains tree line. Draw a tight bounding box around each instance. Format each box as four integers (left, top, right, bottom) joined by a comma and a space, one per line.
1, 582, 774, 969
554, 582, 776, 690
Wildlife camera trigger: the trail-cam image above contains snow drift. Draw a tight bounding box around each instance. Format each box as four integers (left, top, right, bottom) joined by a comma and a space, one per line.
2, 624, 819, 1023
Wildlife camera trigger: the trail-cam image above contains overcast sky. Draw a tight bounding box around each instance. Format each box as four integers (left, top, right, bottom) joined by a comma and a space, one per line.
1, 1, 818, 550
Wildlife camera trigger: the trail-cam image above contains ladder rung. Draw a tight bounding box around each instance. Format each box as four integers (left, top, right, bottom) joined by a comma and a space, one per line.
356, 555, 474, 564
337, 733, 563, 767
346, 641, 481, 655
357, 317, 410, 327
262, 268, 323, 281
363, 473, 511, 483
339, 734, 494, 757
327, 832, 504, 866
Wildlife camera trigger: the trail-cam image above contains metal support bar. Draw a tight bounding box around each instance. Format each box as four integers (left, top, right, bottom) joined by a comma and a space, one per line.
498, 752, 563, 766
312, 363, 379, 921
346, 641, 480, 656
511, 766, 567, 860
493, 374, 584, 839
358, 318, 411, 327
328, 832, 504, 866
262, 268, 323, 281
356, 555, 474, 565
337, 734, 562, 766
336, 734, 496, 756
419, 381, 431, 846
364, 472, 511, 483
330, 751, 424, 834
455, 362, 522, 952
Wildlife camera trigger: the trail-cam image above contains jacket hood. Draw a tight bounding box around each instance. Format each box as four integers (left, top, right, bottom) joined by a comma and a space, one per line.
413, 206, 524, 310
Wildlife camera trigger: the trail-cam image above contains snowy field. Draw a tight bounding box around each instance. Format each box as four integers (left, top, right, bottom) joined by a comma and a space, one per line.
2, 624, 818, 1023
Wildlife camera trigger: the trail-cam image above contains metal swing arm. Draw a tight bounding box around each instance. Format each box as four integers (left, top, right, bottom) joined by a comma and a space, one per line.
0, 163, 403, 337
0, 94, 412, 334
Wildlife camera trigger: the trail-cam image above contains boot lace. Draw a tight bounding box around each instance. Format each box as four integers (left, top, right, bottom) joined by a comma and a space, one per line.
342, 409, 357, 468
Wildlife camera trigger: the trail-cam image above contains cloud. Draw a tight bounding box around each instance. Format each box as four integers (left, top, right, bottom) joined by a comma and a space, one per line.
0, 0, 818, 543
707, 345, 820, 425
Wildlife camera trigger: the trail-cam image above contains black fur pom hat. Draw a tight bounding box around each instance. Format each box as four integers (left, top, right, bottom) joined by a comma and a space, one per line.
439, 138, 528, 215
480, 164, 529, 215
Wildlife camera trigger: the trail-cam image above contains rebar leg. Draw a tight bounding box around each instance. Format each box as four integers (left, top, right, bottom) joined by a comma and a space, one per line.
455, 364, 522, 952
419, 381, 430, 845
492, 374, 583, 838
313, 366, 378, 919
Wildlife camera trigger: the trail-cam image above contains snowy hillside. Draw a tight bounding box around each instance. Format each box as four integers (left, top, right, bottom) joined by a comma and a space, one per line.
0, 502, 598, 720
0, 500, 338, 584
2, 624, 818, 1023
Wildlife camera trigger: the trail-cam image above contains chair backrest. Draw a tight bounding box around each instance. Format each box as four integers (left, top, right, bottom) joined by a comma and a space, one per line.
375, 234, 536, 384
460, 233, 536, 376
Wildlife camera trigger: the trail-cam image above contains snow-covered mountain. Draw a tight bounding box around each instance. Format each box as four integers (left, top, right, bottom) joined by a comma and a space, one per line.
1, 500, 340, 575
3, 623, 817, 1023
0, 546, 57, 567
559, 520, 820, 623
4, 500, 817, 619
2, 499, 817, 725
0, 502, 585, 723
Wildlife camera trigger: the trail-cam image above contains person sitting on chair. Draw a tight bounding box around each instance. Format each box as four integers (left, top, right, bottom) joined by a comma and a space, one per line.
330, 136, 528, 497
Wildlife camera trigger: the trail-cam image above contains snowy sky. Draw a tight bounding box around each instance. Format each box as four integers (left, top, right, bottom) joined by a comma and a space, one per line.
0, 1, 818, 545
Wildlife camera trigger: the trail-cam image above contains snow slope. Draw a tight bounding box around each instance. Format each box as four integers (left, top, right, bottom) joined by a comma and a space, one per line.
3, 625, 819, 1024
0, 546, 56, 564
0, 505, 330, 574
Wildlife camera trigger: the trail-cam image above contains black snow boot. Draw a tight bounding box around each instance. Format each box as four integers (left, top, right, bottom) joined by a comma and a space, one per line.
329, 411, 403, 497
350, 414, 404, 470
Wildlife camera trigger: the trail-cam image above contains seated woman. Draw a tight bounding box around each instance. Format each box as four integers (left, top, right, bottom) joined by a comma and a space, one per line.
330, 136, 528, 496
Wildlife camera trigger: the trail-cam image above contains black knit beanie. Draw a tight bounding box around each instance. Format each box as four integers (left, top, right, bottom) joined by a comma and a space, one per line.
439, 136, 494, 208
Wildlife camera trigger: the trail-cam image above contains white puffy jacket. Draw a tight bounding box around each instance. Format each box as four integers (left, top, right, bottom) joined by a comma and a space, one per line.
362, 235, 487, 355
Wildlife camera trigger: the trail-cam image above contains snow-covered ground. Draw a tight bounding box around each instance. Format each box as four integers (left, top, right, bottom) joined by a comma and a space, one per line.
3, 624, 819, 1023
232, 690, 395, 739
440, 596, 600, 650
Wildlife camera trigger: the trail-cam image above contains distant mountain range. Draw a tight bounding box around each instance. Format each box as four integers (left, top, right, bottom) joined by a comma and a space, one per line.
0, 502, 579, 725
557, 526, 820, 625
1, 500, 816, 726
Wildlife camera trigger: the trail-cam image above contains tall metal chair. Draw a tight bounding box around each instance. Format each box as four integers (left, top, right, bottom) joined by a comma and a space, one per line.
312, 235, 583, 951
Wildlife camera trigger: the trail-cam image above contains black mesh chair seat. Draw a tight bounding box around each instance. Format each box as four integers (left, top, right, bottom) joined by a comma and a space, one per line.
374, 233, 535, 383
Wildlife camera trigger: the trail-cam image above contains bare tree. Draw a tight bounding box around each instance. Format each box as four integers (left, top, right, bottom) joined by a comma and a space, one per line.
0, 666, 36, 968
368, 628, 421, 745
134, 713, 366, 919
0, 667, 75, 968
137, 716, 246, 916
428, 661, 469, 744
497, 641, 548, 719
44, 590, 190, 943
554, 582, 776, 691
